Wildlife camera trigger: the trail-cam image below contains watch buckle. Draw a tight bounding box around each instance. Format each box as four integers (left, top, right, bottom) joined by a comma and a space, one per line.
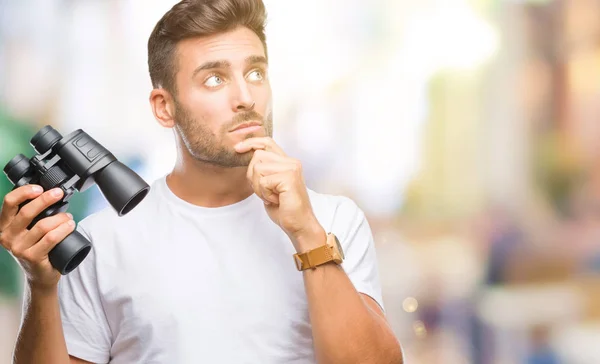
294, 255, 303, 270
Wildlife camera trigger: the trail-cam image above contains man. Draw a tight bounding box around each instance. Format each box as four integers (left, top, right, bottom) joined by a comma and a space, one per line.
0, 0, 403, 363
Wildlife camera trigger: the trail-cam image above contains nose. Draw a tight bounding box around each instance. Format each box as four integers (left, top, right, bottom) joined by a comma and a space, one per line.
231, 78, 255, 112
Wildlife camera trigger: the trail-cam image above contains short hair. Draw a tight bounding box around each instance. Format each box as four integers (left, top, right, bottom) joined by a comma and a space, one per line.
147, 0, 268, 95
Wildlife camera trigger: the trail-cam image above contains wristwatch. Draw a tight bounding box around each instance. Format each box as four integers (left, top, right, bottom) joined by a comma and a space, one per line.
293, 233, 345, 271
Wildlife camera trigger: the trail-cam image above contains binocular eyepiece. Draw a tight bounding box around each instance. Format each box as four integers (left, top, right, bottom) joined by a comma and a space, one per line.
3, 125, 150, 275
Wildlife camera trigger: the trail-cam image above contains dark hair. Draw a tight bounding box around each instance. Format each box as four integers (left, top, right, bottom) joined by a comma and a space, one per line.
148, 0, 268, 95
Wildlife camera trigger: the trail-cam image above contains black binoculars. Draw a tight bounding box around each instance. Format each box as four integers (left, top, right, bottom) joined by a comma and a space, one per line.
3, 125, 150, 275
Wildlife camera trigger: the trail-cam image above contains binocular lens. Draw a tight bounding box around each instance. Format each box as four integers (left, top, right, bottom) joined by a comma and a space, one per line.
48, 230, 92, 275
31, 125, 62, 155
95, 161, 150, 216
3, 154, 31, 185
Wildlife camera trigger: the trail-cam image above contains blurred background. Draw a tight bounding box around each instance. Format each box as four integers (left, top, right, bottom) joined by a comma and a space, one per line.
1, 0, 600, 363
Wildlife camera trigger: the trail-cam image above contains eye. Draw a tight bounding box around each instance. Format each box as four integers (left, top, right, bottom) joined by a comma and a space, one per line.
204, 75, 223, 88
247, 69, 264, 82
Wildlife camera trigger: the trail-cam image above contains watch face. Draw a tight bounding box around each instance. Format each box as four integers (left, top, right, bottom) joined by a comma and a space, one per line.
334, 235, 345, 260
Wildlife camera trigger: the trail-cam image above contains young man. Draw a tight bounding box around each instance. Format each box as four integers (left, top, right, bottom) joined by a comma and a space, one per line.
0, 0, 403, 363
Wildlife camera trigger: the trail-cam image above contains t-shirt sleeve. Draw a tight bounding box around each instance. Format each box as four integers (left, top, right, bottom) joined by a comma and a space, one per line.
332, 197, 385, 312
57, 222, 112, 364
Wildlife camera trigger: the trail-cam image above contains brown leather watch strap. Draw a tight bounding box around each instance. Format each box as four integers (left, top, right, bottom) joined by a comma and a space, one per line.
294, 245, 333, 271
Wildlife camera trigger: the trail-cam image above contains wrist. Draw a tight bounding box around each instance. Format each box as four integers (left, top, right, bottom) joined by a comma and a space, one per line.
291, 222, 327, 253
27, 280, 59, 297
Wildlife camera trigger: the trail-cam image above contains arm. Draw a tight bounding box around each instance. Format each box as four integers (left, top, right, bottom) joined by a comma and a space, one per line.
235, 137, 403, 364
297, 228, 403, 364
14, 285, 70, 364
14, 285, 94, 364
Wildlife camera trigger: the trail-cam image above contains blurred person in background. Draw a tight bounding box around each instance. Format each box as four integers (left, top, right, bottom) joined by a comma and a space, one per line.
0, 0, 402, 363
526, 326, 560, 364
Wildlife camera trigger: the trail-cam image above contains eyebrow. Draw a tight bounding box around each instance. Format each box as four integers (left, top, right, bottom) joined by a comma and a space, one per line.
192, 55, 268, 79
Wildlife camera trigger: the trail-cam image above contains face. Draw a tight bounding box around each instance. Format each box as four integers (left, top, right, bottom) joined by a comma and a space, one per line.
167, 26, 272, 167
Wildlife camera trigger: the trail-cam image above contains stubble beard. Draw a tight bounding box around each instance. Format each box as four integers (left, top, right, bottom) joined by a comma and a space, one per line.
173, 99, 273, 168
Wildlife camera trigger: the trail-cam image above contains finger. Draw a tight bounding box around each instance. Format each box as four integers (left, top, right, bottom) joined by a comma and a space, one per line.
252, 163, 294, 205
0, 185, 44, 230
259, 183, 279, 206
257, 172, 298, 206
234, 137, 286, 156
260, 173, 288, 194
10, 188, 64, 232
254, 162, 297, 176
25, 219, 76, 259
17, 212, 73, 252
256, 173, 280, 205
246, 150, 290, 183
259, 171, 294, 195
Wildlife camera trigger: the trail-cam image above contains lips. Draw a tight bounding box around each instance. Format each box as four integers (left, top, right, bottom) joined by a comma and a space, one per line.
230, 121, 262, 132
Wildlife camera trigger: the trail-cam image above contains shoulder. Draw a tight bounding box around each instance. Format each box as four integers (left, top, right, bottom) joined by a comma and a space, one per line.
308, 189, 364, 217
307, 189, 366, 233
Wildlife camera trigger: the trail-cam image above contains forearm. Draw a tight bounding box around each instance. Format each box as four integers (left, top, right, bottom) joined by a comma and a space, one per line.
13, 284, 71, 364
303, 262, 402, 364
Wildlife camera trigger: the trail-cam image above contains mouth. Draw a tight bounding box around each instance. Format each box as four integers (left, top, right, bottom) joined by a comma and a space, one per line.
229, 121, 263, 132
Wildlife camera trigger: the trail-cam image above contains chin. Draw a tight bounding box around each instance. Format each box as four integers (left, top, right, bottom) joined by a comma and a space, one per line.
234, 151, 254, 167
231, 131, 264, 143
245, 129, 266, 138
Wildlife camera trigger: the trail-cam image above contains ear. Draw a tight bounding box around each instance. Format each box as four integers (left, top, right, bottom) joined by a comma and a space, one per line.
149, 88, 176, 128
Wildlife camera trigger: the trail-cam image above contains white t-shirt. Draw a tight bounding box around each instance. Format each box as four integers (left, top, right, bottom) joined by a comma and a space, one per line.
58, 175, 384, 364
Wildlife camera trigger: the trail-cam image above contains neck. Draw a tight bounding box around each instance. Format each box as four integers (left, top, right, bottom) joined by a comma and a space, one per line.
166, 149, 254, 208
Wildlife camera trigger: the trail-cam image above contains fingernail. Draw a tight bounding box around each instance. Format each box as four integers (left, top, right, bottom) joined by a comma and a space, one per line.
234, 142, 243, 150
66, 213, 73, 219
51, 188, 63, 197
67, 220, 76, 227
31, 185, 43, 193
